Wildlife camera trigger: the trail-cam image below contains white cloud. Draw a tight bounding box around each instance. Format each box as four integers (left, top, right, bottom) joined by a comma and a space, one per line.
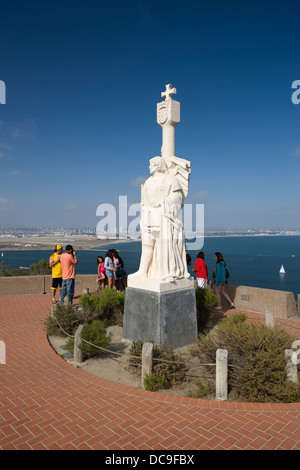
130, 175, 147, 187
194, 190, 209, 199
291, 147, 300, 157
0, 143, 13, 160
0, 143, 13, 150
0, 119, 38, 140
62, 204, 78, 210
0, 197, 17, 211
10, 170, 28, 176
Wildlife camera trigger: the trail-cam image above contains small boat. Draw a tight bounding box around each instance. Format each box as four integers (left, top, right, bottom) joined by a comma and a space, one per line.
279, 264, 286, 274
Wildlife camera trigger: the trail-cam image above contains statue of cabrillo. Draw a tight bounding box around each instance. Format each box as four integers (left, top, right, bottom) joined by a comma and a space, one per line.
129, 84, 191, 282
123, 84, 197, 348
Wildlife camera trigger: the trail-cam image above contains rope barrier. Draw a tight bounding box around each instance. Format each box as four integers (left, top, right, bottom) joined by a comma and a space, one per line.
50, 305, 297, 390
51, 312, 219, 367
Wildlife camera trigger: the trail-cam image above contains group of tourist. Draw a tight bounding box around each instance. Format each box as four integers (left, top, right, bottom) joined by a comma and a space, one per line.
96, 249, 127, 290
49, 245, 127, 305
191, 251, 235, 310
50, 244, 234, 310
49, 244, 78, 305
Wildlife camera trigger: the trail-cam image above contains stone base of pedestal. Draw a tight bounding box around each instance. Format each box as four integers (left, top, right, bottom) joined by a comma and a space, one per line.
122, 285, 197, 349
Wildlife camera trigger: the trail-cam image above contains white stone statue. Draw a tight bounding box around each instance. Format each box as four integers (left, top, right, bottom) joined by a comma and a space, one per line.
129, 84, 191, 284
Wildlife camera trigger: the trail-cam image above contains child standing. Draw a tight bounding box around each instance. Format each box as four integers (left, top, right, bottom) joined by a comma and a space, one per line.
97, 256, 106, 289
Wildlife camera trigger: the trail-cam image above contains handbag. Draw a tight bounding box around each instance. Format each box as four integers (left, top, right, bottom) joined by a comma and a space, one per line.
116, 268, 127, 279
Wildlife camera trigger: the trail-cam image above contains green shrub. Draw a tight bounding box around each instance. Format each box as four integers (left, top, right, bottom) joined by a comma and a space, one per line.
129, 340, 186, 392
44, 303, 80, 337
146, 345, 186, 391
29, 258, 51, 275
78, 290, 124, 325
188, 381, 215, 399
0, 260, 10, 277
128, 339, 145, 368
195, 287, 219, 331
190, 313, 300, 402
10, 267, 28, 276
65, 319, 112, 359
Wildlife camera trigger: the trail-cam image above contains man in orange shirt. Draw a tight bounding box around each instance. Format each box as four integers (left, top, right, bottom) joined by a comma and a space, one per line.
60, 245, 78, 304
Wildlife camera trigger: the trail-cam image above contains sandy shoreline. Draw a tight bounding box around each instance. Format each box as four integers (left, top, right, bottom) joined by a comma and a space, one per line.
0, 236, 135, 251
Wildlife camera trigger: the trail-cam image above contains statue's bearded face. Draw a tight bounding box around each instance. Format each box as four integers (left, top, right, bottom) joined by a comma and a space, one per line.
149, 157, 167, 174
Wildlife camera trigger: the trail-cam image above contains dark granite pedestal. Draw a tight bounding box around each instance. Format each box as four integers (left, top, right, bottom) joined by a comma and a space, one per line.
122, 284, 197, 348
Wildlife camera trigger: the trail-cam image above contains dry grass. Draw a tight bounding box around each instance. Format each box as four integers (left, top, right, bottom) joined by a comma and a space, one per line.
190, 313, 300, 403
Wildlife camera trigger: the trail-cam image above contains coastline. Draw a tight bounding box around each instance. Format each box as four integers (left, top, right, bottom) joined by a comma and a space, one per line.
1, 233, 300, 251
0, 236, 125, 251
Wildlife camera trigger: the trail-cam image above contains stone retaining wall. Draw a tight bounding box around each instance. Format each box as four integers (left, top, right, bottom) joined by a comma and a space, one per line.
0, 274, 97, 296
0, 275, 299, 319
225, 284, 298, 319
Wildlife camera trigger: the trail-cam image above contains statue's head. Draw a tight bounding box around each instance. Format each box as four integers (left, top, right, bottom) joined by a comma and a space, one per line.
149, 157, 167, 174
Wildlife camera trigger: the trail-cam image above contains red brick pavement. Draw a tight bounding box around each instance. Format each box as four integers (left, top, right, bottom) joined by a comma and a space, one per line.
0, 293, 300, 450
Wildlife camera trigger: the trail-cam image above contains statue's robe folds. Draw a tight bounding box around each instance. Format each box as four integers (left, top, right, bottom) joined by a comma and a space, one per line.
141, 172, 189, 282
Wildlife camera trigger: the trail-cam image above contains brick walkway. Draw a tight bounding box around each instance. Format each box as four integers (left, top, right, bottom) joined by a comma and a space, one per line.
0, 293, 300, 450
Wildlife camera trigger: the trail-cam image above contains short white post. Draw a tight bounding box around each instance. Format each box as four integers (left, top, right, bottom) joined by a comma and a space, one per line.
74, 324, 84, 364
285, 349, 298, 383
265, 311, 275, 328
216, 349, 228, 400
83, 288, 89, 295
50, 304, 57, 318
142, 342, 153, 389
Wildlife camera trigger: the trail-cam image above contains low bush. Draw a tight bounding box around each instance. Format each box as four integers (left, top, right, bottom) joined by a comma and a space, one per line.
195, 287, 219, 331
128, 339, 144, 368
65, 319, 112, 359
190, 313, 300, 402
44, 303, 80, 337
78, 290, 124, 325
129, 341, 186, 392
188, 381, 215, 399
29, 258, 51, 275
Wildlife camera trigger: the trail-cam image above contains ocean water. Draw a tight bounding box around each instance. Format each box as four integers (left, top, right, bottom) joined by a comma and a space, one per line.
1, 236, 300, 297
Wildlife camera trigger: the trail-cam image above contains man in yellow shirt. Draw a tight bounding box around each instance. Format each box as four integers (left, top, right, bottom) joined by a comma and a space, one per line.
49, 245, 63, 304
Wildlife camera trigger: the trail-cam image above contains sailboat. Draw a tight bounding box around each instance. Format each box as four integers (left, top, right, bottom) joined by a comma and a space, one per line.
1, 252, 3, 257
279, 264, 286, 274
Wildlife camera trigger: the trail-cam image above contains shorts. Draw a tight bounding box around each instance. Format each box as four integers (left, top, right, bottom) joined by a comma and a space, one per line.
215, 280, 226, 287
106, 271, 113, 278
197, 278, 206, 288
52, 277, 62, 289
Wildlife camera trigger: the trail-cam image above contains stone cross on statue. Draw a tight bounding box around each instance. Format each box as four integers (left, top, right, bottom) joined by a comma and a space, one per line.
161, 84, 176, 101
157, 84, 180, 158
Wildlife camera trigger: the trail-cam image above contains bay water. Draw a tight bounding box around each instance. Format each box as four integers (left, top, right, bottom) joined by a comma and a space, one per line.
1, 236, 300, 297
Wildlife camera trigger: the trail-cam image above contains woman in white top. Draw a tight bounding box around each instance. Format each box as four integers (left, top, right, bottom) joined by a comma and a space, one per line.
104, 250, 116, 289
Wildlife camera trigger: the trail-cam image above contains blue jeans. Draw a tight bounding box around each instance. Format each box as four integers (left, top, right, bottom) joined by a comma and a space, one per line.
60, 278, 75, 304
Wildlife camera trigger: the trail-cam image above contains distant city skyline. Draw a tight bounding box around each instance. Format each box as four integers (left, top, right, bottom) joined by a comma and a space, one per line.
0, 1, 299, 231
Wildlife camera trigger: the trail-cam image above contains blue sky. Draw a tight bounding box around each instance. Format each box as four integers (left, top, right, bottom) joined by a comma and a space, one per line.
0, 0, 299, 231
